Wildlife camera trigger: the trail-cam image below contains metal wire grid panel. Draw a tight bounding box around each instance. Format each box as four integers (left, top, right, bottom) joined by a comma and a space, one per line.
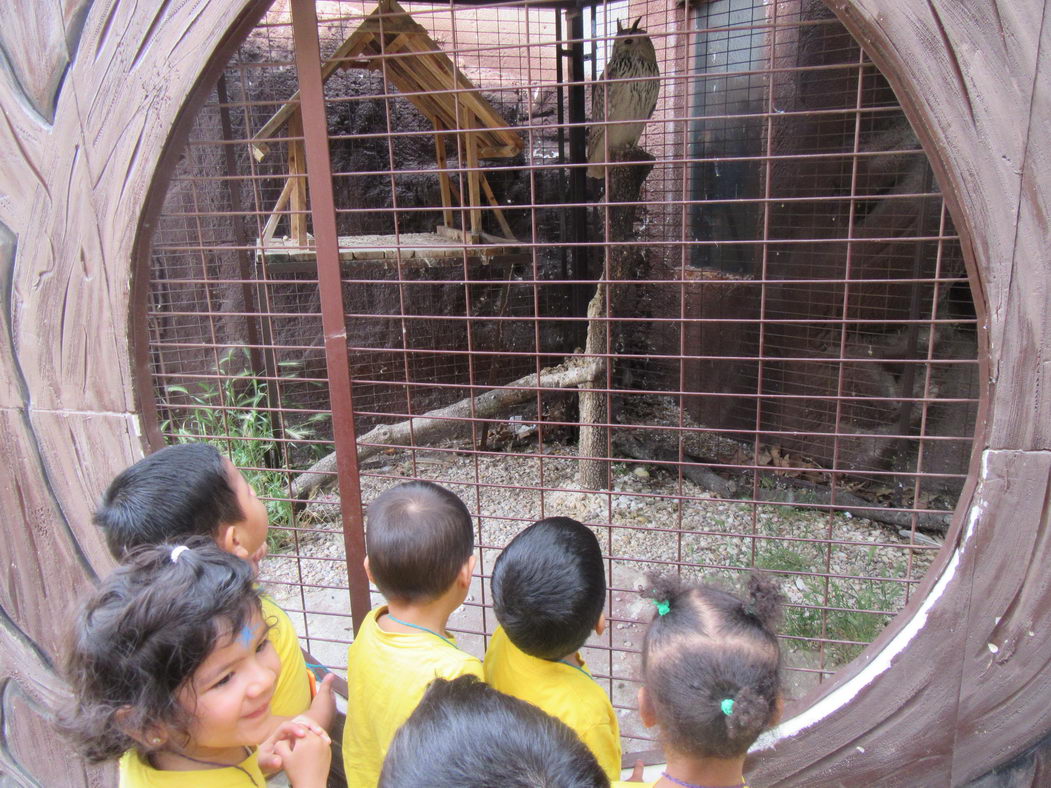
144, 0, 978, 754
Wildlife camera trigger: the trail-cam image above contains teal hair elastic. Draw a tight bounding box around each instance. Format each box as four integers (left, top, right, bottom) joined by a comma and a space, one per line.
654, 599, 671, 616
721, 698, 735, 716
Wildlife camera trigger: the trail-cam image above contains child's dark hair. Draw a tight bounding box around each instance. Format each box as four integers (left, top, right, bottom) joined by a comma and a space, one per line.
93, 443, 242, 559
379, 675, 609, 788
62, 537, 261, 762
491, 517, 605, 660
640, 573, 784, 759
366, 481, 474, 602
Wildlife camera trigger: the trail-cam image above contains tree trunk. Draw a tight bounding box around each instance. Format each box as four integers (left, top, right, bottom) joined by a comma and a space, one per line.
576, 147, 655, 489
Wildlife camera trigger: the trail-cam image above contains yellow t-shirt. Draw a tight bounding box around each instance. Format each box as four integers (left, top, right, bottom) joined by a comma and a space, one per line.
118, 749, 264, 787
483, 626, 622, 782
261, 594, 312, 718
611, 783, 657, 787
342, 605, 485, 788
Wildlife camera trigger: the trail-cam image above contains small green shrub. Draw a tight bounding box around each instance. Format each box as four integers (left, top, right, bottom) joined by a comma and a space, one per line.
159, 349, 329, 553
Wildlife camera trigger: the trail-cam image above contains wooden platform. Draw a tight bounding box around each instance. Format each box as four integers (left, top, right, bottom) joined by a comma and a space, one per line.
256, 232, 522, 272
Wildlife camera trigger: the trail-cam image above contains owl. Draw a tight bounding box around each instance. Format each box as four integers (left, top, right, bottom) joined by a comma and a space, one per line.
587, 18, 660, 179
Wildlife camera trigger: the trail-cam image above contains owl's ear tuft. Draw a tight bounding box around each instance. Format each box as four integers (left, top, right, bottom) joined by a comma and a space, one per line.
617, 18, 625, 34
631, 17, 642, 32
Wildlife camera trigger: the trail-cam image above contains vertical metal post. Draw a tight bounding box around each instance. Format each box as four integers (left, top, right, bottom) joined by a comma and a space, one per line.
216, 74, 282, 471
290, 0, 372, 633
566, 5, 591, 323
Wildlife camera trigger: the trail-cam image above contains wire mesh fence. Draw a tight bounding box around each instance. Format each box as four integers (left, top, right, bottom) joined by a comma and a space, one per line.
144, 0, 978, 754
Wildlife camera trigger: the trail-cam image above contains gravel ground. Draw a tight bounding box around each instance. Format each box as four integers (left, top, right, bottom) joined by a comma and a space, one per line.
260, 429, 943, 752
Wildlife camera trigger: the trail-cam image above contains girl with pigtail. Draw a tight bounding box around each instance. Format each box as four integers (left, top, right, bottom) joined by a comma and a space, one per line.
62, 538, 331, 787
613, 573, 785, 788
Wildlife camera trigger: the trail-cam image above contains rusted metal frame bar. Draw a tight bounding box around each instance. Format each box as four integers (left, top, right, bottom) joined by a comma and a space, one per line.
205, 37, 871, 86
148, 272, 973, 288
675, 0, 698, 595
565, 4, 590, 319
904, 199, 951, 604
184, 168, 236, 461
750, 0, 778, 572
290, 0, 372, 633
372, 1, 422, 483
151, 341, 979, 377
819, 47, 870, 675
894, 164, 935, 437
178, 140, 937, 173
216, 74, 266, 375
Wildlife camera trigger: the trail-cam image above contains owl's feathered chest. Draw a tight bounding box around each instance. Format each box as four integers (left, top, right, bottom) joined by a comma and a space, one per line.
592, 51, 660, 123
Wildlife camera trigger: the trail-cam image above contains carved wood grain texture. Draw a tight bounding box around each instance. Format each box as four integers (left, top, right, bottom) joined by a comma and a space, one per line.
0, 0, 272, 784
0, 0, 1048, 784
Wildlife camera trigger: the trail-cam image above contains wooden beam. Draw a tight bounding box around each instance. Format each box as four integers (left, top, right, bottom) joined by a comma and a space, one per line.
260, 177, 295, 247
479, 172, 515, 241
287, 113, 309, 245
465, 120, 482, 237
250, 29, 377, 160
433, 121, 455, 227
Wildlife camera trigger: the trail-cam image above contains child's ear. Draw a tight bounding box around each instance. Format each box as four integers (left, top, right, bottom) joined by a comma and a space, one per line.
115, 706, 168, 750
363, 556, 375, 583
638, 686, 657, 728
217, 523, 249, 559
594, 611, 607, 636
458, 554, 477, 588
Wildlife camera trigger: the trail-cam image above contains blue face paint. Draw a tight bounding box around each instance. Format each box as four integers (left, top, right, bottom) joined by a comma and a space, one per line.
238, 624, 255, 648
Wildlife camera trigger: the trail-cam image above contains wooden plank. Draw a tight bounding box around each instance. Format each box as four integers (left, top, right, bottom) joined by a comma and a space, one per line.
433, 122, 455, 226
287, 113, 310, 245
479, 172, 515, 240
261, 176, 295, 246
465, 122, 482, 237
250, 29, 377, 159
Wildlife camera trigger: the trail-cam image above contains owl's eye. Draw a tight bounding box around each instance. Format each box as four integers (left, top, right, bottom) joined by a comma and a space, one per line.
623, 38, 633, 44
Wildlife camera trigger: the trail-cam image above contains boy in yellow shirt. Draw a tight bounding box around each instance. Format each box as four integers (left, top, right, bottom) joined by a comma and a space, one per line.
93, 443, 334, 774
484, 517, 622, 782
343, 481, 484, 787
380, 675, 608, 787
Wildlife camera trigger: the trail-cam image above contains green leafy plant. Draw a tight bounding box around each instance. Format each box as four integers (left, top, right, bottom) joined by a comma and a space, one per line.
160, 349, 329, 553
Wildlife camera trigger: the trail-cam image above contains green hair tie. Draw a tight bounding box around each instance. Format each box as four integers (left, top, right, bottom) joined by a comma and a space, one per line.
654, 599, 671, 616
721, 698, 735, 716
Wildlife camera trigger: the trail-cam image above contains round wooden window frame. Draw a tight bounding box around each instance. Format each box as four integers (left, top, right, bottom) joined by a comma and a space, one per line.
124, 1, 1050, 783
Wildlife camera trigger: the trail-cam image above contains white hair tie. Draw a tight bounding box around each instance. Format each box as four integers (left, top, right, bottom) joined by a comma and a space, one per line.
170, 545, 190, 563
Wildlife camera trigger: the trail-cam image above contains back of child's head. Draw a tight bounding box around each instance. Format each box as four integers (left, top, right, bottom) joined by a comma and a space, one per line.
379, 675, 609, 788
491, 517, 605, 660
63, 537, 260, 762
366, 481, 474, 602
640, 572, 784, 759
93, 443, 241, 559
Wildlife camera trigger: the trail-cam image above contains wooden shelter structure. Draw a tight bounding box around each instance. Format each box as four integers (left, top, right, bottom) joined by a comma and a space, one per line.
251, 0, 523, 264
1, 0, 1051, 785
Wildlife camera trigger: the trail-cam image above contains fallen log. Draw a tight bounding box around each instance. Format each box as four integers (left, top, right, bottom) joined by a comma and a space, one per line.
291, 357, 601, 500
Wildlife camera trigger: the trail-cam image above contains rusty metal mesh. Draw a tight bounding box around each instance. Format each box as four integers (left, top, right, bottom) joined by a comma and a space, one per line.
144, 0, 978, 754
